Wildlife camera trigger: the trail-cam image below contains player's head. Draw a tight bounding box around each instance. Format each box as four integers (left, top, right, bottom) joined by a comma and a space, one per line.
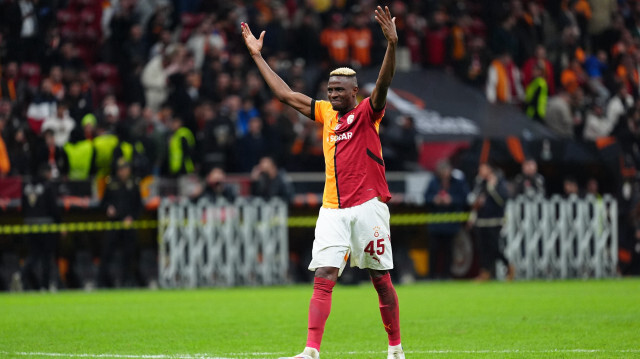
327, 67, 358, 113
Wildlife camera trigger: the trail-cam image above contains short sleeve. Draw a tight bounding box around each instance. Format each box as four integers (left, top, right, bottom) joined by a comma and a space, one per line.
366, 97, 385, 123
314, 100, 334, 125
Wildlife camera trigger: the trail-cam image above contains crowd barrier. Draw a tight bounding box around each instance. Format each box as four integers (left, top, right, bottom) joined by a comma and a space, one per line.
504, 195, 618, 279
157, 198, 289, 288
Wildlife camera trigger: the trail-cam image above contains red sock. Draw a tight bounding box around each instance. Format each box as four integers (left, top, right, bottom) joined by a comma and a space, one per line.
371, 273, 401, 346
306, 277, 335, 351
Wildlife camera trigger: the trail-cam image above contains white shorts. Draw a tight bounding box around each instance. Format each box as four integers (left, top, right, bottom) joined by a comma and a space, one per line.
308, 197, 394, 276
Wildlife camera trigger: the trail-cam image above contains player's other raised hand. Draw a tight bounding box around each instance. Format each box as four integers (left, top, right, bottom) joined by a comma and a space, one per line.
241, 22, 265, 57
374, 6, 397, 45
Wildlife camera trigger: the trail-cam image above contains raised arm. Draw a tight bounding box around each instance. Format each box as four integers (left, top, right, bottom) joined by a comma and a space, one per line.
370, 6, 398, 112
241, 22, 313, 119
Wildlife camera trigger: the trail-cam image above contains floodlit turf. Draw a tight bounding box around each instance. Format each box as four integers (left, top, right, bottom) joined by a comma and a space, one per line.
1, 279, 639, 359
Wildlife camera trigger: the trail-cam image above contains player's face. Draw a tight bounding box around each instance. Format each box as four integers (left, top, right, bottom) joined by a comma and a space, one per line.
327, 76, 358, 113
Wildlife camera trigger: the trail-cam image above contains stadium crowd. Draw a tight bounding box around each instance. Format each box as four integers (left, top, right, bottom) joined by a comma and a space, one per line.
2, 0, 640, 289
0, 0, 638, 179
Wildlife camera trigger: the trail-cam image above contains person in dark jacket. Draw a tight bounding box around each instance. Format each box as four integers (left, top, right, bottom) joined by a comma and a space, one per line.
250, 156, 294, 203
468, 162, 514, 281
424, 160, 470, 279
97, 158, 142, 287
201, 167, 236, 203
21, 163, 61, 290
512, 158, 545, 198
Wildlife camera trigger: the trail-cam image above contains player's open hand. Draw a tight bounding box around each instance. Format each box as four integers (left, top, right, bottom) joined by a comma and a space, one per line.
241, 22, 265, 57
374, 6, 397, 45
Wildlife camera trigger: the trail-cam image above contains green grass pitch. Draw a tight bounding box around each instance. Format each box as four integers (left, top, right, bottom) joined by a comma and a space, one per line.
1, 279, 639, 359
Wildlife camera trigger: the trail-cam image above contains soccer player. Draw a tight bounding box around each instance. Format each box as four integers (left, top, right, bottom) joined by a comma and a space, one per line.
242, 6, 404, 359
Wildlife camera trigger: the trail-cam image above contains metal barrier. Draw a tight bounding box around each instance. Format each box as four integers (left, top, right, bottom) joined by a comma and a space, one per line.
504, 195, 618, 279
158, 198, 289, 288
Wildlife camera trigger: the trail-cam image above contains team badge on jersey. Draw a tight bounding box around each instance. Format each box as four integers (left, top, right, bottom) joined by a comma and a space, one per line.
347, 114, 355, 124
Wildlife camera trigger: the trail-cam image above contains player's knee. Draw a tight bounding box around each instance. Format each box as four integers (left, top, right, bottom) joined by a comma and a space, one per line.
368, 269, 388, 279
315, 267, 339, 282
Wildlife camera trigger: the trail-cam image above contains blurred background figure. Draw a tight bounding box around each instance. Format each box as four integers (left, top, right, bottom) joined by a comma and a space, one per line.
424, 159, 469, 280
563, 176, 580, 197
468, 162, 513, 281
250, 156, 294, 203
201, 167, 236, 203
98, 159, 141, 288
512, 158, 545, 197
20, 163, 61, 291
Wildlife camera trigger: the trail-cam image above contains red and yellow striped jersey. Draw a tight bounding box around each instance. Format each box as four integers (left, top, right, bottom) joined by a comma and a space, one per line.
312, 97, 391, 209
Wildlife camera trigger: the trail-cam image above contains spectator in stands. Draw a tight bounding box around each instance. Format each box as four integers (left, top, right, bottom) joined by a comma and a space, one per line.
198, 101, 235, 174
48, 65, 65, 100
381, 115, 420, 171
26, 78, 57, 135
606, 82, 634, 135
522, 45, 556, 95
41, 101, 75, 147
583, 50, 610, 102
524, 64, 548, 122
236, 96, 260, 137
21, 163, 60, 291
142, 44, 181, 111
0, 116, 10, 177
320, 13, 350, 66
468, 162, 514, 281
98, 158, 142, 288
7, 125, 30, 176
424, 7, 450, 68
512, 158, 545, 198
545, 89, 575, 137
0, 61, 23, 103
457, 36, 490, 87
348, 11, 373, 68
33, 129, 67, 180
486, 52, 523, 104
65, 80, 93, 126
201, 167, 236, 203
250, 156, 294, 203
236, 116, 267, 173
583, 98, 610, 140
424, 159, 469, 279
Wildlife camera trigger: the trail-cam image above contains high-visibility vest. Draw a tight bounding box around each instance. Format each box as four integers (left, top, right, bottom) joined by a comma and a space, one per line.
169, 127, 195, 174
525, 77, 548, 120
94, 134, 119, 176
64, 139, 94, 180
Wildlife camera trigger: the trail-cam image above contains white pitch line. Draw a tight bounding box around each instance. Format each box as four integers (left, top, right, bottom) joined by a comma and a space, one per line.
3, 349, 640, 358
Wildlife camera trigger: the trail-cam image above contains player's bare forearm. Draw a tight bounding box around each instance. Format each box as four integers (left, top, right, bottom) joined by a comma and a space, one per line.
371, 6, 398, 111
241, 22, 312, 119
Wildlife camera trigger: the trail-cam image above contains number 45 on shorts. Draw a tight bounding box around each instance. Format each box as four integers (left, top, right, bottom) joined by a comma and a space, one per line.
365, 238, 386, 256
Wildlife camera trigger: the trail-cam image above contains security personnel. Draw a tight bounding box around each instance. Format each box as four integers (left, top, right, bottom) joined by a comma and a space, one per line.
93, 123, 119, 177
525, 65, 549, 122
21, 163, 61, 290
166, 116, 196, 176
97, 158, 142, 287
64, 114, 96, 181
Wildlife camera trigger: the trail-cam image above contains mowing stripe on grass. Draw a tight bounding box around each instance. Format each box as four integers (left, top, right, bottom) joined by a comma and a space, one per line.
3, 349, 640, 358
